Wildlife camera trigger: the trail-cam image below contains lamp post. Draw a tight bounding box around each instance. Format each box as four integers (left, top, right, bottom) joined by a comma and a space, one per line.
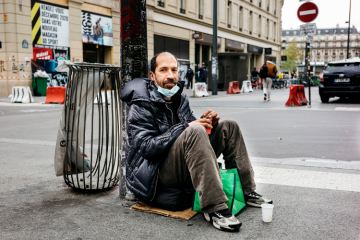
346, 0, 351, 59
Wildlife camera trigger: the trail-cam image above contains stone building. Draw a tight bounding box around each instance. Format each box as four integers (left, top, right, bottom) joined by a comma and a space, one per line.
281, 24, 360, 75
0, 0, 284, 97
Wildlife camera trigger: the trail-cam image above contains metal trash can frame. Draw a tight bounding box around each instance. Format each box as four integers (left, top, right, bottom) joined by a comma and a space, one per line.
62, 62, 121, 191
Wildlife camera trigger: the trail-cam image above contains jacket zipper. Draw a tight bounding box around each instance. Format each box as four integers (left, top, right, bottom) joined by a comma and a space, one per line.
156, 118, 170, 126
164, 104, 174, 126
177, 97, 182, 121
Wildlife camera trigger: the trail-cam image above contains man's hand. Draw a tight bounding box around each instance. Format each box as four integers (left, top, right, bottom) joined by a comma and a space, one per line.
188, 119, 213, 129
202, 109, 220, 125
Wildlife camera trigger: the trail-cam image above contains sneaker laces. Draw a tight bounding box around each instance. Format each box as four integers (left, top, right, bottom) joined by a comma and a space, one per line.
248, 191, 262, 197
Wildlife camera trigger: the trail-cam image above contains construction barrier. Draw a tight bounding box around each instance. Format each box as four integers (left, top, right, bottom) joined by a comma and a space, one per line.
227, 81, 241, 94
285, 85, 308, 106
45, 87, 66, 104
94, 91, 112, 104
193, 83, 209, 97
241, 80, 253, 93
10, 87, 34, 103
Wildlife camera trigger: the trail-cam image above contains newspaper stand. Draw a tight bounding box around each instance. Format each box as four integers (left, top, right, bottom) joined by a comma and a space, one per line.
62, 62, 121, 191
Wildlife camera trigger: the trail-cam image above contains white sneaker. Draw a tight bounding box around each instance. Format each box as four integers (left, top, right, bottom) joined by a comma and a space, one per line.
203, 208, 242, 231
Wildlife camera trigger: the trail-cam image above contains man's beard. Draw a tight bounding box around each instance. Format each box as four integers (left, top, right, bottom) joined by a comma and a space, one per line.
155, 76, 178, 90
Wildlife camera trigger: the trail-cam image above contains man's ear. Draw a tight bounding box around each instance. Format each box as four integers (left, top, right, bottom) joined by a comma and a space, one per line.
149, 71, 155, 81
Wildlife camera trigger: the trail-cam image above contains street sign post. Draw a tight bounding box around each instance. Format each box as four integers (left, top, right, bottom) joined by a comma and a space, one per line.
300, 23, 316, 36
297, 2, 319, 23
306, 35, 313, 43
297, 2, 318, 107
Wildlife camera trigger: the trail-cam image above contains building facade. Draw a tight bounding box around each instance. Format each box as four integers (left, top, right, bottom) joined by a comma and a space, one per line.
281, 25, 360, 74
0, 0, 283, 97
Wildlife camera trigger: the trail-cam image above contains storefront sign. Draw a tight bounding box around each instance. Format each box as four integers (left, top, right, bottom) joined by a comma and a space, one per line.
193, 32, 203, 39
225, 39, 245, 51
81, 11, 113, 46
247, 45, 263, 54
265, 48, 272, 55
31, 1, 70, 47
195, 33, 221, 46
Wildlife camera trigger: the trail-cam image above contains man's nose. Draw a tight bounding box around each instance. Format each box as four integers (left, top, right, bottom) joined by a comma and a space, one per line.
167, 69, 175, 79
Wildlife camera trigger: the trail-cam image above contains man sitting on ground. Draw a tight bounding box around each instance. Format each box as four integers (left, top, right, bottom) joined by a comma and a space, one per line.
120, 52, 272, 232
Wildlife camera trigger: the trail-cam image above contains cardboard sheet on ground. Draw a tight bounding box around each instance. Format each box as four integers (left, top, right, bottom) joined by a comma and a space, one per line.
130, 202, 197, 220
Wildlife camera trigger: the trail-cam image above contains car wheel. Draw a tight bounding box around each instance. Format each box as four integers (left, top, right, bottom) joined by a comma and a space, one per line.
320, 96, 329, 103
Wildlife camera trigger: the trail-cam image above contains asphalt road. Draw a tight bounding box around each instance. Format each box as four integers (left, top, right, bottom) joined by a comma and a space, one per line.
0, 86, 359, 239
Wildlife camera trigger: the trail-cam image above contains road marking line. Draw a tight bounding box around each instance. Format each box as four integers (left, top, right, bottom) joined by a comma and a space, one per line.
253, 166, 360, 192
300, 10, 316, 15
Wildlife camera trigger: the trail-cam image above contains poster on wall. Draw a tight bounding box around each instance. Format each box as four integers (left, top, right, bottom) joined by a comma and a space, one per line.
31, 0, 70, 59
81, 11, 113, 46
33, 45, 70, 60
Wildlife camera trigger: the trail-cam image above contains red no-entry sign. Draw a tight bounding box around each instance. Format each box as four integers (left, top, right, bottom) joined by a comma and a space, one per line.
297, 2, 319, 23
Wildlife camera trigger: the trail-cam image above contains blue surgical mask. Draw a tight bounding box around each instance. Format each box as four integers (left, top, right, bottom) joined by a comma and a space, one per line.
156, 84, 180, 98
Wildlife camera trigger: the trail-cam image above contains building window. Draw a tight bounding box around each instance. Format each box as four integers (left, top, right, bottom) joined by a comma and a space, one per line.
317, 36, 320, 41
273, 22, 277, 42
325, 50, 328, 54
158, 0, 165, 7
325, 43, 328, 48
294, 37, 296, 42
258, 15, 261, 36
266, 0, 269, 11
259, 0, 262, 8
333, 36, 336, 41
239, 6, 243, 31
286, 37, 289, 42
302, 44, 305, 48
317, 58, 320, 62
227, 1, 232, 27
293, 31, 297, 35
325, 36, 328, 41
285, 44, 289, 49
318, 30, 321, 35
341, 30, 344, 34
325, 30, 329, 33
340, 57, 343, 60
249, 11, 253, 34
341, 42, 344, 47
274, 0, 277, 15
334, 30, 336, 34
318, 43, 320, 48
325, 57, 328, 63
341, 35, 344, 40
179, 0, 185, 13
266, 19, 270, 39
332, 57, 336, 61
286, 31, 289, 35
333, 50, 336, 54
198, 0, 203, 19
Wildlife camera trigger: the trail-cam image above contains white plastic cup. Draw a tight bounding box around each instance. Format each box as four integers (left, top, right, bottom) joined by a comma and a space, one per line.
261, 204, 274, 222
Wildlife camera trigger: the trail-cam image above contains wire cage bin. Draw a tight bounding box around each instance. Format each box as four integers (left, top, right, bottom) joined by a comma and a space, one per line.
57, 62, 121, 191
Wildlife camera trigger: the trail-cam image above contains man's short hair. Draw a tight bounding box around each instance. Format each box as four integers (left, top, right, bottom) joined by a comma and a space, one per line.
150, 52, 178, 73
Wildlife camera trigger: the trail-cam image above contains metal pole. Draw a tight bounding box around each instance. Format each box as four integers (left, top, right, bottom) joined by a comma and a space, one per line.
346, 0, 351, 59
119, 0, 148, 200
306, 41, 311, 107
211, 0, 218, 95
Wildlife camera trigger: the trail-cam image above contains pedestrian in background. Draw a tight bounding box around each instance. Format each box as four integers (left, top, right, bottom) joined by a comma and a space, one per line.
185, 67, 194, 89
198, 62, 208, 83
259, 61, 278, 101
251, 67, 259, 79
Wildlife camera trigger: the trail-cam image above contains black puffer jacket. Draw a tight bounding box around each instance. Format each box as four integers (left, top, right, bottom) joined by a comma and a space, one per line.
120, 78, 197, 201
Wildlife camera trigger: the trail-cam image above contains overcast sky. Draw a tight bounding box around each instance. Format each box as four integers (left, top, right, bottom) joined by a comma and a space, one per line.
281, 0, 360, 30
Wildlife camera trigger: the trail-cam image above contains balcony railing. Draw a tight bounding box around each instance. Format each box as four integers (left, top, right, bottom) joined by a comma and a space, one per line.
157, 1, 164, 7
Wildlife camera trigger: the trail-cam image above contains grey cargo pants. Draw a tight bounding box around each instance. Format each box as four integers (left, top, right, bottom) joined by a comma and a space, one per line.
159, 120, 256, 213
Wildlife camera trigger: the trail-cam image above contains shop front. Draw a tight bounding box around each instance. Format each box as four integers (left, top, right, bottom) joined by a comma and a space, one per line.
225, 39, 245, 53
247, 44, 264, 72
81, 7, 113, 64
194, 33, 221, 82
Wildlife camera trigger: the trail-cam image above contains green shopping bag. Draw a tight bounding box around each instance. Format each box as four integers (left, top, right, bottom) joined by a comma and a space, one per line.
192, 164, 247, 216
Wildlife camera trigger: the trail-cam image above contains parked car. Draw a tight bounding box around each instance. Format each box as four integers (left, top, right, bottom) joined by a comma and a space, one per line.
319, 58, 360, 103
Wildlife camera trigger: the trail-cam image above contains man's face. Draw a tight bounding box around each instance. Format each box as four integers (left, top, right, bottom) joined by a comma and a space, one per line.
150, 53, 178, 90
202, 63, 205, 68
